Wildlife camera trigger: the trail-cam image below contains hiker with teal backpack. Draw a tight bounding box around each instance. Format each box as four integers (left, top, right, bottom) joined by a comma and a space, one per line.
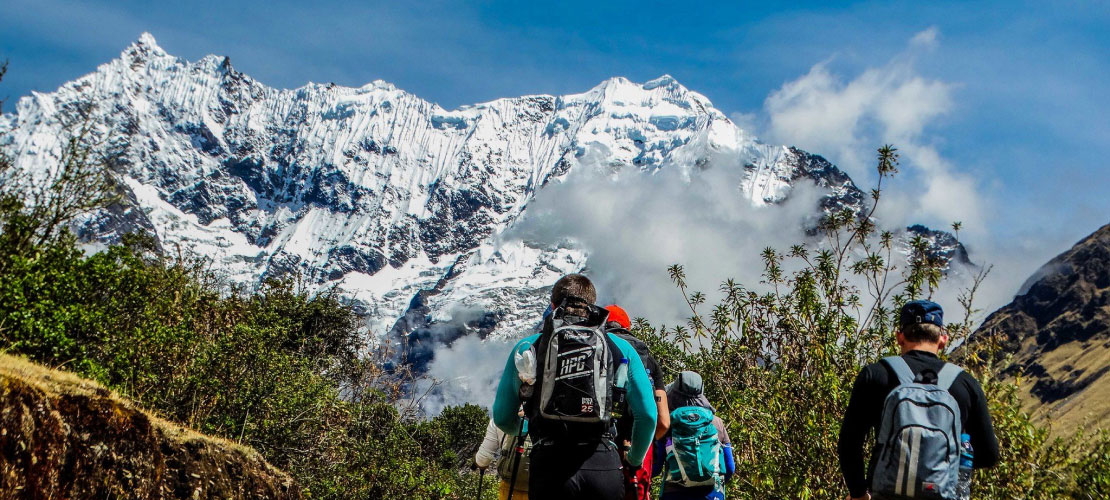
653, 371, 735, 500
492, 274, 658, 500
837, 300, 999, 500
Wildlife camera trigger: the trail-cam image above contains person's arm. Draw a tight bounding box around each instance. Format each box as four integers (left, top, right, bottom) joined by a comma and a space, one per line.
643, 354, 671, 439
838, 368, 874, 500
475, 419, 504, 469
614, 336, 658, 466
493, 337, 535, 435
714, 416, 735, 482
721, 443, 736, 481
964, 375, 1000, 468
654, 388, 670, 439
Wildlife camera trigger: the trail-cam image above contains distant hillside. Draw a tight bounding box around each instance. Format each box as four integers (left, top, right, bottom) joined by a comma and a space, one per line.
0, 354, 301, 499
969, 223, 1110, 432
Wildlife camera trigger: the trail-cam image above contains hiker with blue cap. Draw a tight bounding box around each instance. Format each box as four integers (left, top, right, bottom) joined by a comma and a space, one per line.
837, 300, 1000, 500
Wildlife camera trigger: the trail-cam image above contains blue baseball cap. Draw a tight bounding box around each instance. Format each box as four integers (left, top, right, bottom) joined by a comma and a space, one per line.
899, 300, 944, 329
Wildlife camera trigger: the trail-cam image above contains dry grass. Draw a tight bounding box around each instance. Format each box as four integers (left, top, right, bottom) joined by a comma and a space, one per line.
1012, 337, 1110, 436
0, 353, 255, 455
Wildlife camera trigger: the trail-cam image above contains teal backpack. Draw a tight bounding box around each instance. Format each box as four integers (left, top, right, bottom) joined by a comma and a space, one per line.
663, 406, 722, 487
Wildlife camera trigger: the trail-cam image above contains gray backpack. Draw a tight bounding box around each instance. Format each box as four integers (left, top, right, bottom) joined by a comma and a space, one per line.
872, 356, 964, 500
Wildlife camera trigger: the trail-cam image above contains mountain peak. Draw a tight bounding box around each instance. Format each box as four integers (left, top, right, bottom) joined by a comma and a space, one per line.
592, 74, 687, 94
644, 74, 679, 89
358, 79, 398, 92
136, 32, 159, 47
122, 32, 169, 63
576, 74, 709, 114
969, 221, 1110, 433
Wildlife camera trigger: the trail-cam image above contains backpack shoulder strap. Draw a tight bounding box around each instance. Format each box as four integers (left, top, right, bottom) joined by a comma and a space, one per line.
882, 356, 916, 385
936, 363, 964, 390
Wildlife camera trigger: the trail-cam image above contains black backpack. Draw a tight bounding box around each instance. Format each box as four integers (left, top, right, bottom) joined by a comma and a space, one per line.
525, 299, 622, 440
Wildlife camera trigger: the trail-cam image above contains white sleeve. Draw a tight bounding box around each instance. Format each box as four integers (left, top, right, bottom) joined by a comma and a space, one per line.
474, 419, 504, 468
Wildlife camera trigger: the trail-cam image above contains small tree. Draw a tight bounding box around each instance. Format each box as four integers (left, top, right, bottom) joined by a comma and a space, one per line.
0, 61, 118, 259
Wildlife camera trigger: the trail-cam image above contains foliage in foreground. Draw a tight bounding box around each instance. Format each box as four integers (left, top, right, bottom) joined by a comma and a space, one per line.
0, 120, 492, 497
0, 207, 492, 498
634, 146, 1110, 500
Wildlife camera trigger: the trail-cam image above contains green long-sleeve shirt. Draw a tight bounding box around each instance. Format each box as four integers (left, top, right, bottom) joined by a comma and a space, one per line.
492, 333, 658, 466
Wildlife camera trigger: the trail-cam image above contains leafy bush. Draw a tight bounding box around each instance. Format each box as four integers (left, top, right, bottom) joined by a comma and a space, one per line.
0, 218, 493, 498
633, 146, 1110, 499
0, 149, 491, 500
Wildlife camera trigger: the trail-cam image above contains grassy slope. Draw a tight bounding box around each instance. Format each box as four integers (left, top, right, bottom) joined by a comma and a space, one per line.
0, 353, 302, 500
1020, 338, 1110, 433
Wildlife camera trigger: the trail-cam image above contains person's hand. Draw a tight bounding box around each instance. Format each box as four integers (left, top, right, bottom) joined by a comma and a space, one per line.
846, 493, 870, 500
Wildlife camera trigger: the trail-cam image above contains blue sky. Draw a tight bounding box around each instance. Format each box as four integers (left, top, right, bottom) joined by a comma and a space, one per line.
1, 0, 1108, 291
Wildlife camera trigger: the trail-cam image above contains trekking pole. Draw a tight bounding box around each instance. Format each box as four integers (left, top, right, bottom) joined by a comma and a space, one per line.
476, 468, 485, 500
506, 417, 526, 500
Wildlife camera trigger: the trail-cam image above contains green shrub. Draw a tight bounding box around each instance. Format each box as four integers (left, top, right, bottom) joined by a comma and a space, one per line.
634, 146, 1110, 499
0, 202, 490, 498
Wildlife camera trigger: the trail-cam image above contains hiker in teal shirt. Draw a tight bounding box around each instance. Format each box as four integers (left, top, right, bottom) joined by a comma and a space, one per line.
492, 274, 657, 499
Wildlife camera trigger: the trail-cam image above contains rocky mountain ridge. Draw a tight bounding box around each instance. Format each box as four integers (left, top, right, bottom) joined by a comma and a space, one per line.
969, 223, 1110, 431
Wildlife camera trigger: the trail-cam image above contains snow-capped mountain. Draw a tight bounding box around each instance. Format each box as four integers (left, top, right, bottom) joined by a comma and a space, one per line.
0, 34, 960, 358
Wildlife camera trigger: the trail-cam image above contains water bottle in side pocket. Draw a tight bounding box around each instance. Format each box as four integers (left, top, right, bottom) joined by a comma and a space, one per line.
956, 432, 974, 500
611, 358, 629, 419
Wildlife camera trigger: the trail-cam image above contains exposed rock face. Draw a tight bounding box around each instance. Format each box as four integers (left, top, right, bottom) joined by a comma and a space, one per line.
0, 354, 301, 499
968, 223, 1110, 430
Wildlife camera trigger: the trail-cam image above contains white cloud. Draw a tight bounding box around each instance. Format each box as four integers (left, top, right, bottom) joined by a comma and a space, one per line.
761, 28, 981, 233
416, 335, 515, 416
910, 26, 940, 49
729, 111, 761, 135
507, 147, 821, 329
417, 143, 827, 414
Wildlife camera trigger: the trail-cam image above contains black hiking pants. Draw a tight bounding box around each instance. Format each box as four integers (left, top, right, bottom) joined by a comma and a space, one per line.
528, 440, 626, 500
